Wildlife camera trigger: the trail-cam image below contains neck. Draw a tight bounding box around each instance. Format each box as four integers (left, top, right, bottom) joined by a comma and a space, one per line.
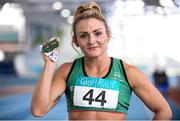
83, 56, 111, 77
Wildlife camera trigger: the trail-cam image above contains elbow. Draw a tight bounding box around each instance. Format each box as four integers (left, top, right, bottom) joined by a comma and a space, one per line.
162, 109, 172, 120
153, 105, 172, 120
31, 109, 46, 117
163, 103, 172, 119
31, 106, 47, 117
165, 107, 172, 119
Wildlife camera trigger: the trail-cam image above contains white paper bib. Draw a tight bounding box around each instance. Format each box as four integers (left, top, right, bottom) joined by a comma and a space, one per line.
73, 76, 120, 109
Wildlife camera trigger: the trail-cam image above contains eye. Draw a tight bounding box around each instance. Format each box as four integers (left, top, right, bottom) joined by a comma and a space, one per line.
79, 33, 88, 39
95, 31, 102, 36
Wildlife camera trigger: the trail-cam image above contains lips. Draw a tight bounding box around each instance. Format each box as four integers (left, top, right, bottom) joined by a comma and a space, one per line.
88, 46, 99, 50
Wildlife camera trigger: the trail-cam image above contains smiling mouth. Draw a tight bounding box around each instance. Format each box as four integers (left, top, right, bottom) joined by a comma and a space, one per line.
88, 46, 99, 50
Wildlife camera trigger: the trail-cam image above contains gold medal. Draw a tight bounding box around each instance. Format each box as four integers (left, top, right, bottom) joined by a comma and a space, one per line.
42, 37, 59, 53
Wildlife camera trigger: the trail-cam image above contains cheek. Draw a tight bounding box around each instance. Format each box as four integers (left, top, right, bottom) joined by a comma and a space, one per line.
76, 39, 87, 47
98, 36, 109, 44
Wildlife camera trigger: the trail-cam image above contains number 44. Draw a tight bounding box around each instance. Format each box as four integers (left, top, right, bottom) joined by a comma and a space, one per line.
83, 89, 107, 106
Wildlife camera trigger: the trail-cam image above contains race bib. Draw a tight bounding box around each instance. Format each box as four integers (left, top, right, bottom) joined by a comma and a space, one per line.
73, 76, 120, 109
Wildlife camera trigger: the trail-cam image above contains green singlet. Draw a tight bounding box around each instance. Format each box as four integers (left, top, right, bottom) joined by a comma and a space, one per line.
65, 57, 132, 114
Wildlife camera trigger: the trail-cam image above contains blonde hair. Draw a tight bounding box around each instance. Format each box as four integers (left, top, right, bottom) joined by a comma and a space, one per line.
72, 2, 111, 51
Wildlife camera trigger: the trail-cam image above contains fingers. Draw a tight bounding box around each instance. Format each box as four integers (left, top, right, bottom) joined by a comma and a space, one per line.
41, 51, 50, 62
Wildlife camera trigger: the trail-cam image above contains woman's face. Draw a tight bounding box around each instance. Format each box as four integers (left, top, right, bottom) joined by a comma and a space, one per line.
75, 18, 110, 58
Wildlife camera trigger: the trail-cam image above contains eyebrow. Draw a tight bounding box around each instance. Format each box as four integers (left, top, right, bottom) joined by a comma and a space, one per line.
77, 28, 103, 34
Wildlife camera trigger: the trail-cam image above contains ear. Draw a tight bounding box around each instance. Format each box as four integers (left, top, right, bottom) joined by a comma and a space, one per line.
107, 35, 110, 41
107, 31, 112, 41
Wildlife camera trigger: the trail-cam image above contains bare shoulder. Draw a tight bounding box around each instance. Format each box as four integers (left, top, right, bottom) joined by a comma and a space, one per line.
60, 62, 74, 70
55, 62, 74, 80
122, 61, 149, 89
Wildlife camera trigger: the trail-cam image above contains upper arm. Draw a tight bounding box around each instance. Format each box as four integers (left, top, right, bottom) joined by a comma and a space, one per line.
123, 62, 169, 113
48, 63, 72, 107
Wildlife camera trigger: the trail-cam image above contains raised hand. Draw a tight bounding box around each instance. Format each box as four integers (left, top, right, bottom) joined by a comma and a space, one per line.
41, 37, 60, 63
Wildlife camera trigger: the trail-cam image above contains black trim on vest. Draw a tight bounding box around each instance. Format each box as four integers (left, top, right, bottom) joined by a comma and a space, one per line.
123, 101, 129, 106
103, 57, 113, 78
82, 57, 113, 78
120, 59, 132, 90
82, 57, 88, 77
66, 59, 76, 82
65, 88, 74, 106
118, 102, 129, 110
65, 59, 77, 107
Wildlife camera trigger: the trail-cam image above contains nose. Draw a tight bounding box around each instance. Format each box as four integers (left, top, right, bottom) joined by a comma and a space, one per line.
88, 34, 96, 45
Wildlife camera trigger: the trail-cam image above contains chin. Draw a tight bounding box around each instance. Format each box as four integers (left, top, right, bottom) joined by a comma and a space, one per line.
86, 53, 104, 58
83, 49, 106, 58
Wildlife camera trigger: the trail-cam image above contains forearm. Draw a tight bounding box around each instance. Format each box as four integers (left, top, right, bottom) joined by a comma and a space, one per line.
31, 63, 56, 116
